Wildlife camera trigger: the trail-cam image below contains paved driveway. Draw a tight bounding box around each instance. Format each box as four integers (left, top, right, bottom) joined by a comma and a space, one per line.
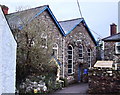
54, 83, 88, 94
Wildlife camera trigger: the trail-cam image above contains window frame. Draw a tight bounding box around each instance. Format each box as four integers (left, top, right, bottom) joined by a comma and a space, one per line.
41, 33, 47, 48
79, 44, 83, 59
87, 48, 92, 68
115, 42, 120, 54
67, 45, 73, 74
52, 43, 58, 59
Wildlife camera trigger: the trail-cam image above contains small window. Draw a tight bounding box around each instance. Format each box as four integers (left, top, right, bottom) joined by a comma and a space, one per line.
115, 42, 120, 54
52, 43, 58, 59
68, 45, 73, 74
41, 33, 47, 48
79, 45, 83, 59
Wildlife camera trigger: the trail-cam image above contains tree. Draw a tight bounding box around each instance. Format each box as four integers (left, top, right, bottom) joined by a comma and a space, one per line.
11, 15, 58, 84
96, 38, 104, 60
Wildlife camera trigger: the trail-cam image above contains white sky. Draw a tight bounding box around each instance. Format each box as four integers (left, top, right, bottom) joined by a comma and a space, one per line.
0, 0, 119, 40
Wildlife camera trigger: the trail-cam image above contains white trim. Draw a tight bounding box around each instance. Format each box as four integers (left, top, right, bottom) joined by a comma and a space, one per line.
41, 33, 47, 48
62, 39, 65, 78
114, 63, 118, 70
67, 45, 73, 74
53, 43, 58, 59
115, 42, 120, 54
79, 44, 83, 59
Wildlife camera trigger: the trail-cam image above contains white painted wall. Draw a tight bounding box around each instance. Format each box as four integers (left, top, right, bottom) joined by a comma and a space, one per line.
0, 7, 17, 94
118, 1, 120, 32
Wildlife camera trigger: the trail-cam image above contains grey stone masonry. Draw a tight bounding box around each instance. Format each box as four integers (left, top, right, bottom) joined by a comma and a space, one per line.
6, 5, 97, 84
104, 41, 120, 63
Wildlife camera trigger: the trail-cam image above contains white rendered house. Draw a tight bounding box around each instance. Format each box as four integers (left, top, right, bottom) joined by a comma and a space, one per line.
0, 7, 17, 94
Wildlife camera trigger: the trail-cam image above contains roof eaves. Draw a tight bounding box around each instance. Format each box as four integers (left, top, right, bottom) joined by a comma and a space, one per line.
27, 6, 48, 24
63, 18, 97, 46
102, 35, 113, 41
17, 5, 66, 36
15, 6, 48, 30
102, 32, 120, 41
46, 6, 66, 36
82, 19, 97, 46
102, 39, 120, 42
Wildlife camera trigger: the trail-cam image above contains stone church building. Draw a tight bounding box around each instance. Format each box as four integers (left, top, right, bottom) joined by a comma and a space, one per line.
6, 5, 97, 84
59, 18, 96, 83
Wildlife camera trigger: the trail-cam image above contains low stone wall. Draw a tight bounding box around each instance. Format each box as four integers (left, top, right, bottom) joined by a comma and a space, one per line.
88, 68, 120, 94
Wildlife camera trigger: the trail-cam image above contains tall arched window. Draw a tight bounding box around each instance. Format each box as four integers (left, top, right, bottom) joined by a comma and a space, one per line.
88, 48, 91, 68
68, 45, 73, 74
79, 45, 83, 59
41, 33, 47, 48
52, 43, 58, 59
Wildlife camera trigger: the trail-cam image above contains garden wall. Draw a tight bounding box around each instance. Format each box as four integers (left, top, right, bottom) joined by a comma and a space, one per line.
88, 68, 120, 94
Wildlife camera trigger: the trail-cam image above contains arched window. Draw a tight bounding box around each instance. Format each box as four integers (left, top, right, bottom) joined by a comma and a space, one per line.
41, 33, 47, 48
79, 45, 83, 59
68, 45, 73, 74
88, 48, 91, 68
52, 43, 58, 59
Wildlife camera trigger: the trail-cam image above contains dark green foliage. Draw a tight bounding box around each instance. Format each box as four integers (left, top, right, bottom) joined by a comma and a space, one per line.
13, 18, 58, 92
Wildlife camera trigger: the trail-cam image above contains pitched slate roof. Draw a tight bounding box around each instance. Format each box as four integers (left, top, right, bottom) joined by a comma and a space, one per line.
59, 18, 83, 34
6, 5, 65, 36
102, 32, 120, 41
59, 18, 97, 45
6, 5, 96, 45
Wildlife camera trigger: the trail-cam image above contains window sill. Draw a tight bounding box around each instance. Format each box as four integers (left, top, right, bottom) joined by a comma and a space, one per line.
79, 57, 83, 59
115, 53, 120, 55
40, 45, 47, 49
68, 72, 74, 76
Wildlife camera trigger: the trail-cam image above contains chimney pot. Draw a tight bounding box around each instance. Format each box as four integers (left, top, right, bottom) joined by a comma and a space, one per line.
0, 5, 9, 14
110, 23, 117, 36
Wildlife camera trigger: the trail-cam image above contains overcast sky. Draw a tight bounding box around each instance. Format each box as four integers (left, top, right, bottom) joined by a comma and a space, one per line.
0, 0, 119, 40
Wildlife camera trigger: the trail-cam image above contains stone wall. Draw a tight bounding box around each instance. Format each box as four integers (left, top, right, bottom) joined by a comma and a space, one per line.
9, 8, 96, 86
12, 10, 63, 63
88, 68, 120, 94
11, 10, 63, 91
32, 11, 97, 84
63, 23, 96, 83
104, 41, 120, 63
28, 10, 64, 77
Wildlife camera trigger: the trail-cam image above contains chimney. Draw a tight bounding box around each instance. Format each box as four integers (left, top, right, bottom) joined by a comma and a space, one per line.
110, 23, 117, 36
0, 5, 9, 14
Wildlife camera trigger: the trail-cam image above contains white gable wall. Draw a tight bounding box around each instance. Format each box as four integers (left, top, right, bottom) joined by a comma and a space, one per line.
0, 24, 2, 95
0, 7, 17, 94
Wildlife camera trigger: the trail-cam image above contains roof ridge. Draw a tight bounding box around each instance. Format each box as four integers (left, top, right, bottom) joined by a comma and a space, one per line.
59, 17, 83, 22
102, 32, 120, 40
6, 5, 48, 15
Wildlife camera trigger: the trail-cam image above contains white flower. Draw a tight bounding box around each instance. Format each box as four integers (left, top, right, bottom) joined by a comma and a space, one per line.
43, 86, 47, 92
37, 87, 41, 91
33, 82, 37, 85
38, 84, 44, 87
